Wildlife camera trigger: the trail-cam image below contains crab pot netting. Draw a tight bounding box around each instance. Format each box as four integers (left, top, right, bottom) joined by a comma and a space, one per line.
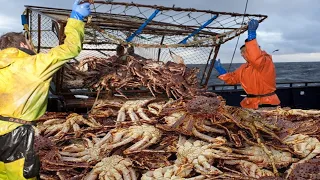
26, 2, 267, 91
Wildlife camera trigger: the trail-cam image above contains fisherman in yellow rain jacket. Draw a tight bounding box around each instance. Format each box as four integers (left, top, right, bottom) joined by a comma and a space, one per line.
0, 0, 90, 179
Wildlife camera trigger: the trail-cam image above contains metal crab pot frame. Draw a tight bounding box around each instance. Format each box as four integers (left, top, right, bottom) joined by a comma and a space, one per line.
23, 2, 267, 109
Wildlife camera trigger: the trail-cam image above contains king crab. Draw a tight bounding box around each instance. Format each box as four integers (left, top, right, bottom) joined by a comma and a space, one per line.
116, 98, 156, 123
84, 155, 137, 180
157, 95, 227, 142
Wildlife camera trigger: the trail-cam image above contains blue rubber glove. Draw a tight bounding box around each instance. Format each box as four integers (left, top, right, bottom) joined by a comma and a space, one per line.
247, 19, 259, 41
70, 0, 91, 21
214, 59, 227, 75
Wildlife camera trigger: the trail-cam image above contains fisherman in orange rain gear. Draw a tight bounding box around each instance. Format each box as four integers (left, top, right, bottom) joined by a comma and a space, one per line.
213, 19, 280, 109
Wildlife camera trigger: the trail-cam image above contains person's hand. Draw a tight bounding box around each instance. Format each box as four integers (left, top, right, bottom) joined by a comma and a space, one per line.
247, 19, 259, 41
70, 0, 91, 21
214, 59, 227, 75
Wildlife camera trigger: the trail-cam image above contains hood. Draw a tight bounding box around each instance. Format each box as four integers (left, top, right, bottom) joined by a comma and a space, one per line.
0, 48, 32, 68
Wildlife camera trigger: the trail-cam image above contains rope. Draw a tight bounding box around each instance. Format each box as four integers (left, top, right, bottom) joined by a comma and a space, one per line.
222, 0, 249, 90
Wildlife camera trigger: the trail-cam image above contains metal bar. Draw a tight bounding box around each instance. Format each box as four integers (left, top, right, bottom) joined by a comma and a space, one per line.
36, 46, 116, 51
26, 8, 62, 24
57, 89, 151, 96
25, 4, 267, 20
95, 25, 217, 36
29, 8, 237, 31
37, 14, 41, 53
179, 15, 218, 44
55, 22, 66, 94
126, 9, 160, 42
76, 2, 268, 18
200, 47, 214, 85
26, 8, 30, 31
29, 9, 33, 40
203, 44, 221, 86
157, 35, 165, 61
207, 81, 320, 88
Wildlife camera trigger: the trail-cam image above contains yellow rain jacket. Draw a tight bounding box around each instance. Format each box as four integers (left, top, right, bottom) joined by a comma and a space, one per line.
0, 18, 84, 180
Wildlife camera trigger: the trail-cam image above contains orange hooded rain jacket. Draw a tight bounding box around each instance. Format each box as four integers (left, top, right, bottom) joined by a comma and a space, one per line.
218, 39, 280, 109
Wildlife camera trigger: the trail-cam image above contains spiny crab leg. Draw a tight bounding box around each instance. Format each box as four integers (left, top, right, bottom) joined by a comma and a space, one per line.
128, 107, 140, 122
62, 144, 86, 153
42, 118, 65, 125
137, 108, 151, 121
147, 82, 156, 97
195, 124, 226, 134
193, 155, 223, 175
116, 99, 155, 123
117, 107, 126, 122
171, 114, 187, 128
102, 136, 136, 150
192, 128, 225, 144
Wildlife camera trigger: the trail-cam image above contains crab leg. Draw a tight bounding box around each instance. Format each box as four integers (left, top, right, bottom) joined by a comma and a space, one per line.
115, 164, 132, 180
192, 128, 222, 143
140, 136, 160, 150
147, 82, 156, 97
43, 118, 65, 125
54, 123, 71, 138
153, 84, 163, 94
62, 144, 86, 152
196, 124, 225, 134
43, 125, 64, 137
112, 131, 126, 143
110, 169, 122, 179
170, 90, 179, 99
95, 132, 112, 147
125, 136, 150, 153
82, 117, 101, 127
256, 134, 279, 176
128, 107, 140, 122
254, 121, 281, 141
171, 114, 186, 128
59, 150, 90, 157
186, 117, 195, 132
129, 167, 137, 180
117, 107, 126, 122
103, 137, 135, 150
137, 108, 151, 121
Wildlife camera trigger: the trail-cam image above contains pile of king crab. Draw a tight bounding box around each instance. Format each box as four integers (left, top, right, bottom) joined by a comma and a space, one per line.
35, 92, 320, 180
63, 53, 200, 99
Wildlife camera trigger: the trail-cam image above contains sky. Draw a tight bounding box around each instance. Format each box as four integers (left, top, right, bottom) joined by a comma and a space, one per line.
0, 0, 319, 63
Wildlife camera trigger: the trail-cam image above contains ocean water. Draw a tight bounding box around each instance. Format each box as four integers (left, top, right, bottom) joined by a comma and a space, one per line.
187, 62, 320, 86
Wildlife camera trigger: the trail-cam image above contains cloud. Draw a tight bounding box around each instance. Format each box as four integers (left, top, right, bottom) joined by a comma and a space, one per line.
0, 14, 21, 34
2, 0, 320, 63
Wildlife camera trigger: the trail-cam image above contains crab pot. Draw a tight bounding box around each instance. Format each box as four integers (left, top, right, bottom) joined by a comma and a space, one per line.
24, 2, 267, 111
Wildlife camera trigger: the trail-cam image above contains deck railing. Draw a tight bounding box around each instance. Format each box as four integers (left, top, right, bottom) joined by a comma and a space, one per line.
207, 81, 320, 91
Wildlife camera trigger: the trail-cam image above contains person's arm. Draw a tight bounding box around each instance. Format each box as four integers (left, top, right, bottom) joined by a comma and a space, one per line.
33, 0, 90, 77
218, 66, 243, 85
244, 19, 271, 70
245, 39, 271, 70
214, 59, 242, 85
38, 19, 84, 63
